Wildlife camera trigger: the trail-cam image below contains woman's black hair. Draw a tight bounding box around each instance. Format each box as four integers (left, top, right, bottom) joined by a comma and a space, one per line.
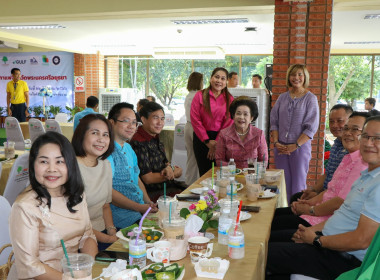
29, 131, 84, 213
72, 114, 114, 160
229, 97, 259, 121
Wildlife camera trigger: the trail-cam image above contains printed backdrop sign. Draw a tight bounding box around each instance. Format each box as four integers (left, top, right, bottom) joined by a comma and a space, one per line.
0, 52, 74, 112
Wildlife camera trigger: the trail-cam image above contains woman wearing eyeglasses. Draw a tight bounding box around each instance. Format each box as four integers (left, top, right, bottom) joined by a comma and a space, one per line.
106, 103, 158, 229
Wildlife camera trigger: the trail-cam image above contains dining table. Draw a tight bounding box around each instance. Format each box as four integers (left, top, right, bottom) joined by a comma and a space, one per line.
92, 168, 287, 280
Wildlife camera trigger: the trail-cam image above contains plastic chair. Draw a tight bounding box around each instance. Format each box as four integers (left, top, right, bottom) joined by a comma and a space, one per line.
171, 124, 186, 182
0, 196, 12, 272
28, 118, 46, 143
45, 119, 62, 134
179, 114, 187, 124
164, 113, 175, 127
55, 113, 68, 123
4, 117, 25, 150
3, 153, 30, 205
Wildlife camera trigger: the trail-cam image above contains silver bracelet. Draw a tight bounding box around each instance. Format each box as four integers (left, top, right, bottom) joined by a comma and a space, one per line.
106, 226, 117, 232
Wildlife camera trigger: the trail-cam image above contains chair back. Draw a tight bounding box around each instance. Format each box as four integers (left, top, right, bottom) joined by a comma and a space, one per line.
164, 113, 175, 127
0, 196, 12, 266
171, 124, 186, 181
3, 153, 30, 205
55, 113, 68, 123
45, 119, 62, 134
179, 114, 187, 124
4, 117, 25, 150
28, 118, 45, 143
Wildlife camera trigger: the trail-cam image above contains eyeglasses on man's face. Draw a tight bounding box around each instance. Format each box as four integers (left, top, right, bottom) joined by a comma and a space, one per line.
342, 126, 362, 133
359, 134, 380, 145
115, 119, 141, 127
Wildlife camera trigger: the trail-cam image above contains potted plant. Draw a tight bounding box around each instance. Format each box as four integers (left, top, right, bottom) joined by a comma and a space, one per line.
49, 105, 63, 117
65, 106, 83, 122
32, 106, 43, 119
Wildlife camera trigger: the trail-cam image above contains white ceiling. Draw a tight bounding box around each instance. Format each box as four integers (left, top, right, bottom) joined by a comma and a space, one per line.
0, 0, 379, 55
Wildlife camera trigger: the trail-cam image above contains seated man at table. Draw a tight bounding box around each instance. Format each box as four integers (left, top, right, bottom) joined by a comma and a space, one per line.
270, 112, 368, 242
130, 102, 183, 202
291, 104, 353, 202
107, 102, 157, 229
73, 96, 99, 130
266, 116, 380, 280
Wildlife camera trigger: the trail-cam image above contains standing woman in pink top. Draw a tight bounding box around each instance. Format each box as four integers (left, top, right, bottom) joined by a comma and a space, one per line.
191, 67, 234, 176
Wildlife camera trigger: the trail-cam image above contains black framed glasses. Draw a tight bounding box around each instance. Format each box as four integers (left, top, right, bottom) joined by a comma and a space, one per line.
342, 127, 362, 133
359, 134, 380, 145
115, 119, 141, 127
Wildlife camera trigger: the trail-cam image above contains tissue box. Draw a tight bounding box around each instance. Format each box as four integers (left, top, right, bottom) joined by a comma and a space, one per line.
194, 258, 230, 279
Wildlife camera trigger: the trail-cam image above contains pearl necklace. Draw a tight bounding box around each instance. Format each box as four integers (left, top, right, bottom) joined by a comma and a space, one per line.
236, 126, 250, 136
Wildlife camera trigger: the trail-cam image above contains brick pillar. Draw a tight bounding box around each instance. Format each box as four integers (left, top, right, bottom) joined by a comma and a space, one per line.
106, 57, 120, 88
270, 0, 332, 186
73, 52, 105, 109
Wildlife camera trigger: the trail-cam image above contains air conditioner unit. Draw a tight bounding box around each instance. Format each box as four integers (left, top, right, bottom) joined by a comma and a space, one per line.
0, 41, 18, 49
228, 88, 270, 140
153, 47, 225, 59
98, 88, 140, 113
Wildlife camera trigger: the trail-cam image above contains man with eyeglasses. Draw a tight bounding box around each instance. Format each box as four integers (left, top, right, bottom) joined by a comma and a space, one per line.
130, 102, 183, 202
270, 112, 368, 242
266, 115, 380, 279
292, 104, 353, 202
6, 68, 30, 122
107, 102, 157, 229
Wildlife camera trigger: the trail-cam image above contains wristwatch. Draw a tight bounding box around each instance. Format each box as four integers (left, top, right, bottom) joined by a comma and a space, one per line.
204, 139, 210, 145
309, 206, 315, 215
296, 142, 301, 149
313, 235, 323, 248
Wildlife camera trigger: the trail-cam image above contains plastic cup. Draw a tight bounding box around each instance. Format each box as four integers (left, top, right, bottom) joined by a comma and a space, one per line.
219, 198, 239, 218
61, 253, 94, 280
4, 141, 15, 159
157, 196, 178, 228
162, 217, 186, 240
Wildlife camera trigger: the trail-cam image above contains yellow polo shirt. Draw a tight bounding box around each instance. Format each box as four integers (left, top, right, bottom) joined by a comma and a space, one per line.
6, 80, 29, 104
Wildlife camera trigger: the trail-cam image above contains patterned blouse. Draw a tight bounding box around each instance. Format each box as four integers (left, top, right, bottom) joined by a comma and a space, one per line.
130, 126, 168, 192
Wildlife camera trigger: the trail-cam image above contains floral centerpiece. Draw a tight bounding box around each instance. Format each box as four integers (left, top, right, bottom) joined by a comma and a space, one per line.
38, 86, 53, 118
180, 189, 220, 232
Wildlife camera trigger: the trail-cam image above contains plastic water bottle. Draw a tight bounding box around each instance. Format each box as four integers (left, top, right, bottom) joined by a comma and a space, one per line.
228, 221, 245, 259
218, 208, 233, 245
200, 186, 209, 201
129, 227, 147, 267
228, 158, 236, 176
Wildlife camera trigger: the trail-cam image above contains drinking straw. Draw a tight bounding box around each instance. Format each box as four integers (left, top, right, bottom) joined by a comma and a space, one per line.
130, 207, 152, 265
220, 161, 222, 179
230, 183, 233, 213
164, 182, 166, 204
234, 200, 243, 234
169, 202, 172, 224
256, 164, 260, 184
60, 239, 74, 278
212, 162, 214, 187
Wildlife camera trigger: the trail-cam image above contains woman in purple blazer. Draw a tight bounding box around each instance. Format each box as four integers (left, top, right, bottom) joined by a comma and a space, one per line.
270, 64, 319, 202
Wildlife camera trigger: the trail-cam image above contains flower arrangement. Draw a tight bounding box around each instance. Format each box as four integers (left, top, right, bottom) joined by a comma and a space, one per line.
38, 86, 53, 118
180, 189, 220, 232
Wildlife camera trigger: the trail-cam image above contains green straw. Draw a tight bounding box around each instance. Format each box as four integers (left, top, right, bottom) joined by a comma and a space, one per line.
212, 162, 214, 187
169, 202, 172, 224
230, 183, 233, 214
256, 164, 260, 184
60, 239, 74, 278
164, 182, 166, 205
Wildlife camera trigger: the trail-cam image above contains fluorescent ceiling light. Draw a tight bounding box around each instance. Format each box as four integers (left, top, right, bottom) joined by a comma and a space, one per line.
171, 18, 248, 25
153, 47, 225, 59
364, 14, 380, 19
0, 24, 65, 30
344, 41, 380, 44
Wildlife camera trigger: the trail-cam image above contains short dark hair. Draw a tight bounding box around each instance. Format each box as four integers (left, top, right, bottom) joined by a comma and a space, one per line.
330, 104, 353, 115
72, 114, 114, 160
29, 132, 84, 213
365, 97, 376, 106
147, 95, 156, 102
140, 101, 164, 120
252, 74, 262, 81
11, 68, 20, 74
228, 72, 238, 79
187, 72, 203, 91
137, 98, 150, 111
86, 96, 99, 108
364, 115, 380, 127
229, 97, 259, 121
349, 111, 369, 120
108, 102, 134, 121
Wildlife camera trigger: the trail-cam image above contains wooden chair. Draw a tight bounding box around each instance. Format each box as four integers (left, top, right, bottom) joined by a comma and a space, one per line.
0, 244, 14, 279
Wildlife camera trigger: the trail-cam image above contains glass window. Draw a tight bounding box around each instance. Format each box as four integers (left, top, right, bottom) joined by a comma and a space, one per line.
373, 56, 380, 110
241, 56, 273, 88
119, 57, 147, 90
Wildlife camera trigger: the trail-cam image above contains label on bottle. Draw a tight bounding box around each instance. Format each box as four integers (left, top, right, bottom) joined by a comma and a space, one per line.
228, 235, 245, 248
129, 243, 147, 258
218, 219, 232, 235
